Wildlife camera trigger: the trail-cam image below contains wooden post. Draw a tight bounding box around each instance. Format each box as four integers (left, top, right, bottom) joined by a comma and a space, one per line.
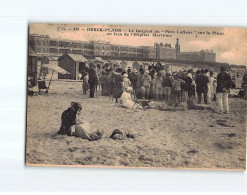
46, 70, 54, 93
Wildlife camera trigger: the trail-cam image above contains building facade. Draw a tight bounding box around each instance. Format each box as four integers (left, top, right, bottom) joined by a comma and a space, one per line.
175, 38, 216, 62
29, 34, 216, 62
154, 42, 176, 60
179, 49, 216, 62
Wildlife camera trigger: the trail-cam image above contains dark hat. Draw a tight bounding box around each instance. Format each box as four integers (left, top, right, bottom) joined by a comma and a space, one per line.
220, 66, 226, 72
196, 70, 201, 75
71, 102, 82, 111
115, 68, 122, 73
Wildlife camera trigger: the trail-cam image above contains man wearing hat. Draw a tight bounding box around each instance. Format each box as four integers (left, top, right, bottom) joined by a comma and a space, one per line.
88, 63, 98, 98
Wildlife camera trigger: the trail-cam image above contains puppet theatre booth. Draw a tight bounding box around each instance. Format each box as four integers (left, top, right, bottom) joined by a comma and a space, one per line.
58, 53, 88, 80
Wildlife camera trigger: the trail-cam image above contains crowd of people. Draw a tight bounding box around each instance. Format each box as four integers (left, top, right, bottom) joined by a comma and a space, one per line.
81, 62, 234, 114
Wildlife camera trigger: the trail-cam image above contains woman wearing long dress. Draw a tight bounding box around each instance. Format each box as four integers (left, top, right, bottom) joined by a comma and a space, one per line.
207, 71, 214, 104
57, 102, 103, 141
112, 69, 123, 103
136, 69, 144, 98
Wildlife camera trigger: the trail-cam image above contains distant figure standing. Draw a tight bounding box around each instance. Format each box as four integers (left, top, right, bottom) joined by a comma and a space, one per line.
83, 72, 89, 95
216, 66, 232, 114
139, 65, 144, 74
207, 71, 214, 103
141, 70, 152, 99
122, 73, 131, 90
184, 72, 193, 102
100, 71, 109, 96
149, 67, 156, 99
153, 71, 163, 101
173, 75, 182, 104
195, 70, 209, 104
136, 68, 144, 97
129, 68, 138, 91
213, 77, 217, 101
88, 64, 98, 98
112, 68, 123, 103
163, 72, 174, 102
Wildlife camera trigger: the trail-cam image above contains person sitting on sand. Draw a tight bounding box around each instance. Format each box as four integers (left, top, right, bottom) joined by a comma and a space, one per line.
57, 102, 103, 141
120, 87, 142, 109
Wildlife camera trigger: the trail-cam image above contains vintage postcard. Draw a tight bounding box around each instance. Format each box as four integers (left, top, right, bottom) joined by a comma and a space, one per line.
26, 23, 246, 170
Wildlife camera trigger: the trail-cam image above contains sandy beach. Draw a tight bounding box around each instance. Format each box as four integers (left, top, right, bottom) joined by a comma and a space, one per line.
26, 80, 246, 170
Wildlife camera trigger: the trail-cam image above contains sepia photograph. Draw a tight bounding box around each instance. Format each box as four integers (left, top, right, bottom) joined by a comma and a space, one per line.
26, 23, 246, 170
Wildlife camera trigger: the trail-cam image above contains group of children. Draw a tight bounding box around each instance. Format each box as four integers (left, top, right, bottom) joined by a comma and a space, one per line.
117, 67, 217, 105
81, 64, 235, 110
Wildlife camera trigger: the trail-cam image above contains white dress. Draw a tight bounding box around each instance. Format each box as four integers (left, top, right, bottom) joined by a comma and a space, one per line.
70, 121, 92, 140
120, 91, 140, 109
208, 76, 214, 101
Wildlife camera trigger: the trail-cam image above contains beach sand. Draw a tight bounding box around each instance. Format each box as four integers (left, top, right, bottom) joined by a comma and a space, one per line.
26, 80, 246, 170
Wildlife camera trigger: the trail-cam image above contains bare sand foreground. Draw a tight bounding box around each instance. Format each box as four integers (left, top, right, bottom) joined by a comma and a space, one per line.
26, 80, 246, 170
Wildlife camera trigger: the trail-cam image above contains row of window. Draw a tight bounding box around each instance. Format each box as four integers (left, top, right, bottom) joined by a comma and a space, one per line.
31, 39, 49, 46
34, 45, 174, 59
34, 40, 154, 54
48, 48, 94, 56
34, 47, 49, 53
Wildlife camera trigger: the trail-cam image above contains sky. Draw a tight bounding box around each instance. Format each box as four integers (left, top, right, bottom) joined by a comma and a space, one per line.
30, 23, 247, 66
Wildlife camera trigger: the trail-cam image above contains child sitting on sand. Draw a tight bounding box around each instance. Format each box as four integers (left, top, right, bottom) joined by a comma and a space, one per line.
57, 102, 103, 141
120, 87, 142, 109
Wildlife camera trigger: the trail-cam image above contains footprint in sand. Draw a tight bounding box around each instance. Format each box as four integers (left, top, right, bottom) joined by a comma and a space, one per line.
215, 142, 234, 150
228, 133, 236, 138
68, 147, 78, 152
187, 149, 198, 154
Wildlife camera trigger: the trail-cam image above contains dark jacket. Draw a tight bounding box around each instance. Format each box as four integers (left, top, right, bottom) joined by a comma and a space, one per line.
216, 72, 232, 93
129, 72, 138, 89
58, 108, 77, 135
195, 74, 209, 93
184, 76, 193, 92
88, 68, 98, 85
163, 75, 174, 88
112, 72, 123, 98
